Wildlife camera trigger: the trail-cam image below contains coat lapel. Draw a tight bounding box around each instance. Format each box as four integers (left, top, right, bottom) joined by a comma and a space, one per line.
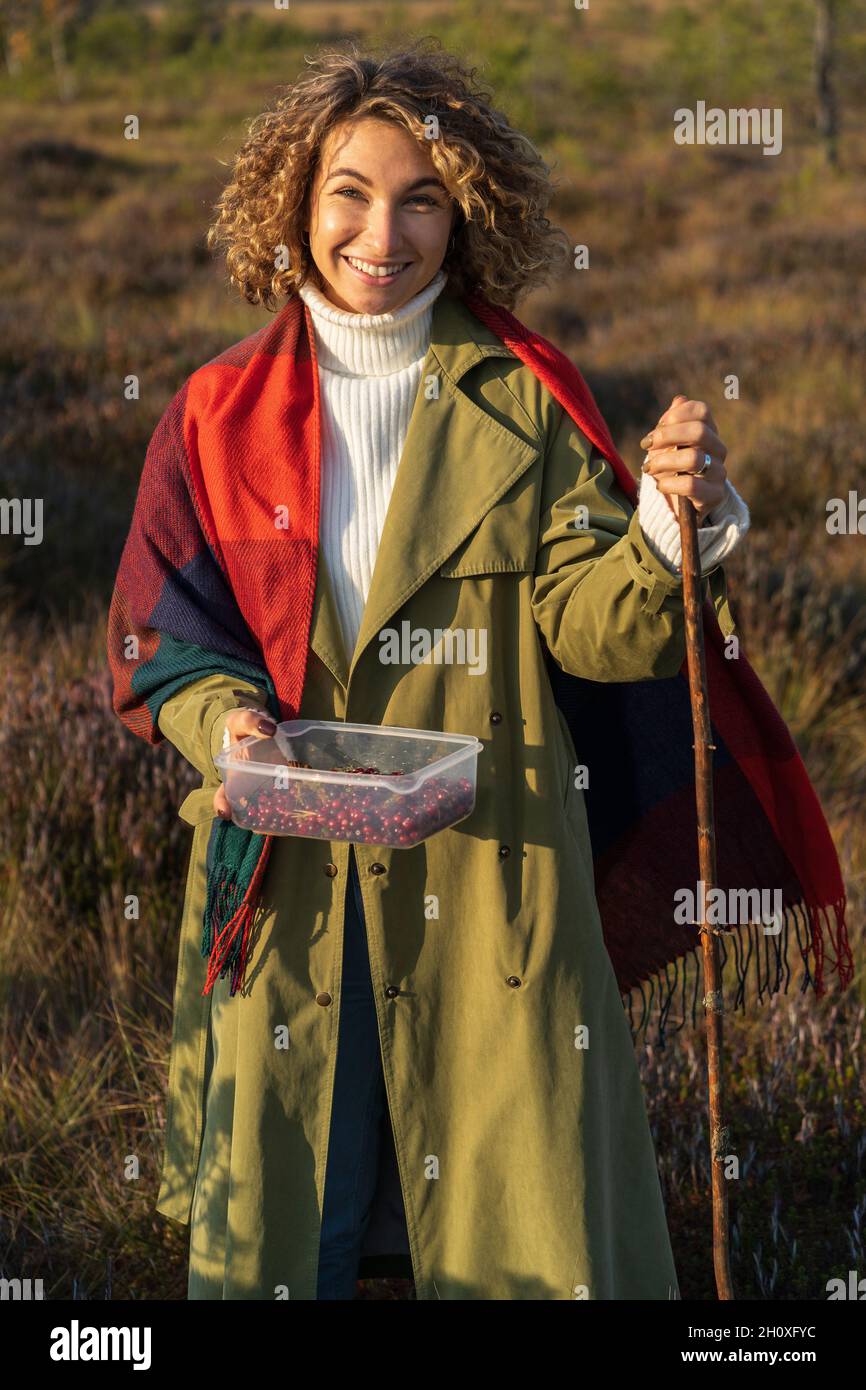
309, 546, 351, 690
309, 292, 542, 691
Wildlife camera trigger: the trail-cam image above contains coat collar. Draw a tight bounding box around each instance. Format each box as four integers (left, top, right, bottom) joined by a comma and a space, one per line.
309, 292, 543, 693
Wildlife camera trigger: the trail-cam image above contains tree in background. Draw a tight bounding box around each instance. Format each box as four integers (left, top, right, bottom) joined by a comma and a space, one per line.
42, 0, 80, 101
815, 0, 839, 166
0, 0, 32, 77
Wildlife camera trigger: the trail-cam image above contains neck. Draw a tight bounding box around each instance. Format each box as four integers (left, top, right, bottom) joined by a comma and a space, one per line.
297, 269, 448, 377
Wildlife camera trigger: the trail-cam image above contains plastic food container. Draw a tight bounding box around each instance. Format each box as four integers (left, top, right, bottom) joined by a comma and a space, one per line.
214, 719, 483, 847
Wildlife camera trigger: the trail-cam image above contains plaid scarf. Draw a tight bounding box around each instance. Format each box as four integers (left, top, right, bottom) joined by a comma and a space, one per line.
107, 289, 854, 1041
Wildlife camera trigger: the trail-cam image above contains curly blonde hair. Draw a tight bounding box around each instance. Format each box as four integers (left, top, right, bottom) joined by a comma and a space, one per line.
206, 36, 572, 312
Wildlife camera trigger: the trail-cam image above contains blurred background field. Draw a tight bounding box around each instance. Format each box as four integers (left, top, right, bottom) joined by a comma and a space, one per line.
0, 0, 864, 1301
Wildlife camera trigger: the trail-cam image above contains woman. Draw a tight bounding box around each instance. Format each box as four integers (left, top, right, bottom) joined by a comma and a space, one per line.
108, 41, 752, 1300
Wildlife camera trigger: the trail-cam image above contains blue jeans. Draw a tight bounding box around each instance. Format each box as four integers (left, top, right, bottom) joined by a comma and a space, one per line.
316, 844, 388, 1299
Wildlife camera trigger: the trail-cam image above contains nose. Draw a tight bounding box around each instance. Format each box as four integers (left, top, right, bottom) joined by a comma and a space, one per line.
360, 201, 407, 258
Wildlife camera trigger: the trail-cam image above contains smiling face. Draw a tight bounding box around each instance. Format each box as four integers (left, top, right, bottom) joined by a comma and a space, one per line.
304, 116, 457, 314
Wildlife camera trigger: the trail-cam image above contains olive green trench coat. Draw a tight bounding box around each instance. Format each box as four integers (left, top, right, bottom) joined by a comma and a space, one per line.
154, 292, 734, 1300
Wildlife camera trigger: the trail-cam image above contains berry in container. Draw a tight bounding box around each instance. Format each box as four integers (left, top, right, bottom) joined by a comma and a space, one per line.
214, 719, 483, 847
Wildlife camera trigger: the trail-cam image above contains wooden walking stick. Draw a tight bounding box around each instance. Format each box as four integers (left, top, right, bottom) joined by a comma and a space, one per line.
677, 486, 736, 1301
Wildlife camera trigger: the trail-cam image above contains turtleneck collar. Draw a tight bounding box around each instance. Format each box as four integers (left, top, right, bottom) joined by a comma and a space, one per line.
297, 268, 448, 377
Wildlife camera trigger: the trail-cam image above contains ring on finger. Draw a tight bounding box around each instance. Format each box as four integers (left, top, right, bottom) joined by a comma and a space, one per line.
696, 452, 712, 476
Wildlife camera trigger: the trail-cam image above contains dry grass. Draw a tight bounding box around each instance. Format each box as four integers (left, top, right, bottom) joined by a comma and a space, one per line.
1, 0, 864, 1300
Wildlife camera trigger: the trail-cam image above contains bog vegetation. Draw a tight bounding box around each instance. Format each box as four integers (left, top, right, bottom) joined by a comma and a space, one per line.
1, 0, 864, 1300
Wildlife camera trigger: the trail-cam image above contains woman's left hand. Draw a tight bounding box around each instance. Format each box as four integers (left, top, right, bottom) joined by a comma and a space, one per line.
639, 394, 728, 524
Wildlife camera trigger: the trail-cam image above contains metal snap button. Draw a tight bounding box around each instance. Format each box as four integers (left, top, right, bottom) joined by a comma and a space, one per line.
316, 992, 332, 1006
506, 976, 522, 988
323, 863, 338, 877
370, 862, 386, 875
489, 711, 502, 724
385, 985, 400, 999
498, 845, 511, 859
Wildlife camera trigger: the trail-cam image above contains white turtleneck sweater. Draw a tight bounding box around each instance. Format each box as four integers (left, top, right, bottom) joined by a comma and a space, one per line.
297, 271, 749, 663
298, 270, 449, 663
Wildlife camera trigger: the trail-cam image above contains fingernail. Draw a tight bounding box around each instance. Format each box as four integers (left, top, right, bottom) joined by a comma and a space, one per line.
640, 433, 653, 448
258, 718, 276, 735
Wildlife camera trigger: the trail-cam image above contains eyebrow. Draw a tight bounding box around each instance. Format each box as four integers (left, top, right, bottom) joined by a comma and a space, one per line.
324, 168, 447, 194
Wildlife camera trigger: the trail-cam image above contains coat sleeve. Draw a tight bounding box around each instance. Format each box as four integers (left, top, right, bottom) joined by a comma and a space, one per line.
156, 673, 271, 784
531, 405, 735, 682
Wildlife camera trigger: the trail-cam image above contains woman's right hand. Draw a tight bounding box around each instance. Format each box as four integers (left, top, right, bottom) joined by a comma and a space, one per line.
213, 706, 277, 821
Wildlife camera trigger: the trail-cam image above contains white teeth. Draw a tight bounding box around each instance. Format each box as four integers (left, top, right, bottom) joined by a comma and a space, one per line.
346, 256, 406, 277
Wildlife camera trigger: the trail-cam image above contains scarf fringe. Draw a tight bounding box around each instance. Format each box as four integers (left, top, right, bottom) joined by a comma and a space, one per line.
625, 894, 853, 1049
200, 834, 275, 997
